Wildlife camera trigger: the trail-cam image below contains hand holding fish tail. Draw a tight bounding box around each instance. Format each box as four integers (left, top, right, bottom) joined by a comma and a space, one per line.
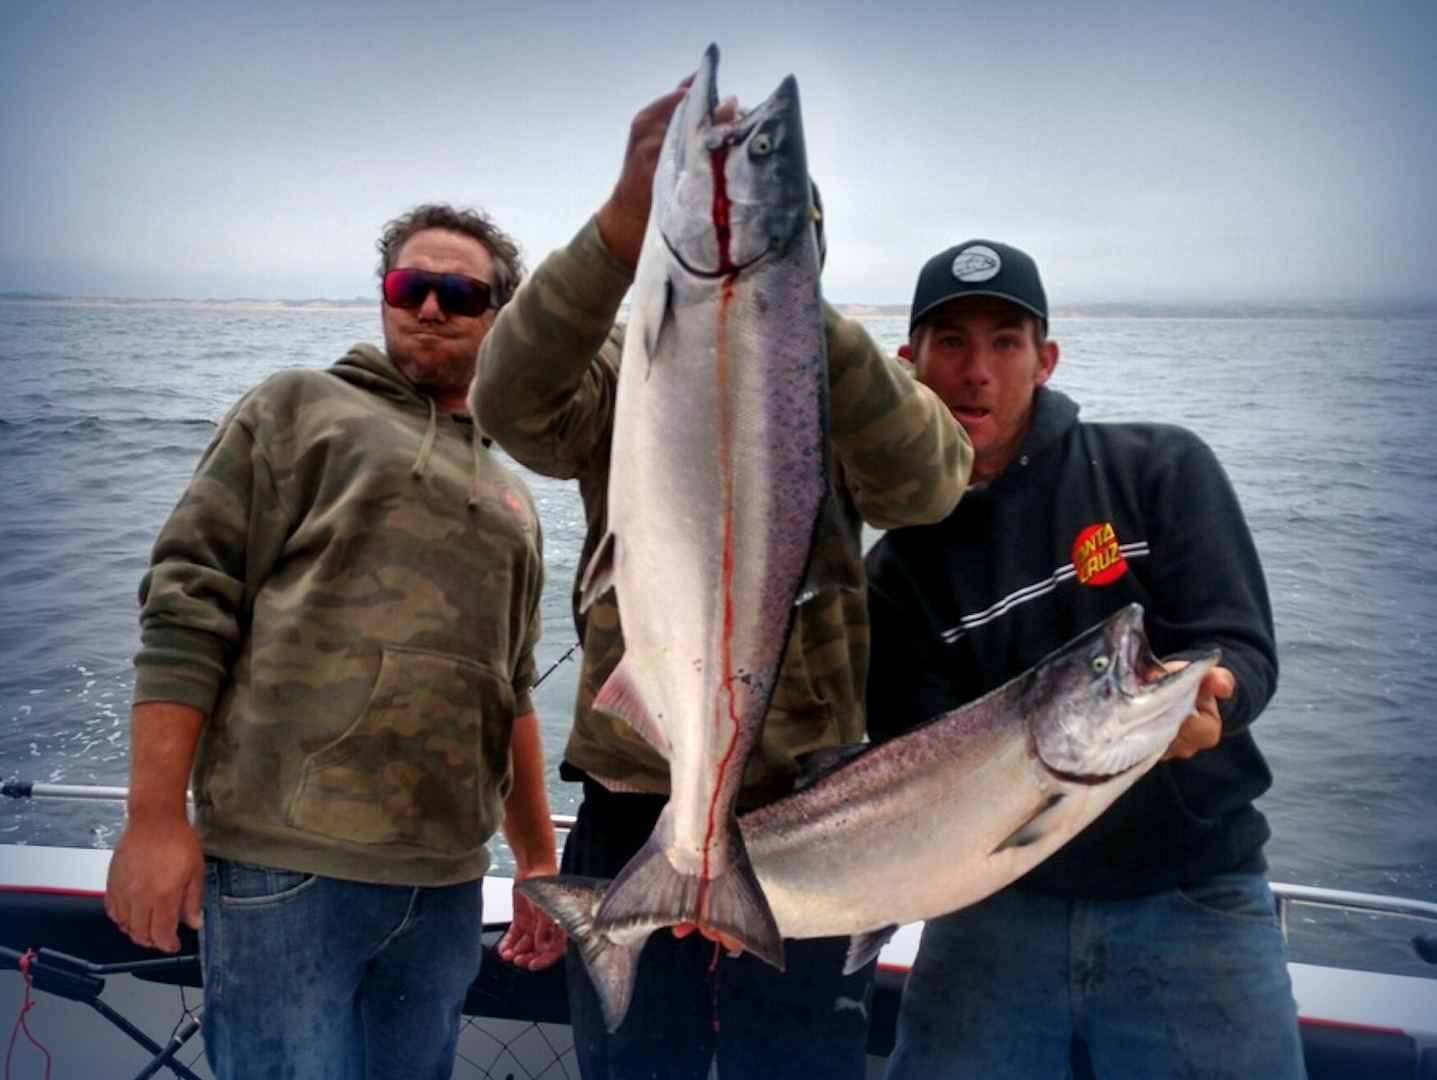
1160, 660, 1234, 760
497, 884, 568, 971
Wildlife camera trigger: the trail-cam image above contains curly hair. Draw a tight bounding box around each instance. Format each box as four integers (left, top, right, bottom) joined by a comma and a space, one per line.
376, 204, 525, 306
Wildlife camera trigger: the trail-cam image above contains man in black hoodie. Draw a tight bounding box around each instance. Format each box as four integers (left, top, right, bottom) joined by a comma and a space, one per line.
867, 241, 1306, 1080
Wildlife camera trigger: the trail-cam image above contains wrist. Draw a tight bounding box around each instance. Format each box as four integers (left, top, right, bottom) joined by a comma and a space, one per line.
594, 200, 643, 269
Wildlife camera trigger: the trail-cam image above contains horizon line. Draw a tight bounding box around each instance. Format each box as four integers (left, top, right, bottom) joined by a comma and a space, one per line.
3, 291, 1436, 320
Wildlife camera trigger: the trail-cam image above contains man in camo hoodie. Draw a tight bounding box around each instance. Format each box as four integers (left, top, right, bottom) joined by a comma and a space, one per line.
105, 204, 565, 1080
471, 83, 971, 1080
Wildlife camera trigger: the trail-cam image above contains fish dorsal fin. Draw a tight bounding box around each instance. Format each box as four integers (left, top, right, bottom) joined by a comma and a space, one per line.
991, 792, 1066, 854
791, 743, 868, 790
794, 489, 864, 606
577, 531, 617, 614
593, 659, 672, 759
844, 925, 898, 974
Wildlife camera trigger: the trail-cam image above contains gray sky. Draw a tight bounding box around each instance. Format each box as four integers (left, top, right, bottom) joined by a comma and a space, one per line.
2, 0, 1434, 306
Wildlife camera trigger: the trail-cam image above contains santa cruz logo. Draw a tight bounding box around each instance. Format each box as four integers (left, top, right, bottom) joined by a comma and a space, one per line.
1072, 522, 1128, 586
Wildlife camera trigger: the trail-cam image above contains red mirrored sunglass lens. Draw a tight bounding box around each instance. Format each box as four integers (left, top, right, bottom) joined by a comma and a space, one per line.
382, 270, 492, 317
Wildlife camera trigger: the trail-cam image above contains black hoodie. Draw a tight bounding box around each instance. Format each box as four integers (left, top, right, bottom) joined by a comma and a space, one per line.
865, 386, 1278, 898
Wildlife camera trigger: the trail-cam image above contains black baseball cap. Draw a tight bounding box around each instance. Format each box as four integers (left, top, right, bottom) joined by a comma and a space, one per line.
909, 240, 1047, 333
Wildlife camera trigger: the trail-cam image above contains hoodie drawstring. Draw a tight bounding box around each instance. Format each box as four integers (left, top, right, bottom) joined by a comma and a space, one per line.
411, 397, 439, 481
410, 396, 482, 510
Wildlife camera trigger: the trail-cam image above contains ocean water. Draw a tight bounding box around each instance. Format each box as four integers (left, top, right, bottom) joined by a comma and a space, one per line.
1, 300, 1434, 978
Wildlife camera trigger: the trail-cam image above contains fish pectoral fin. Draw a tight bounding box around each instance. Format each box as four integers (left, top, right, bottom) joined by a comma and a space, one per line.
794, 488, 865, 606
576, 531, 617, 614
596, 831, 786, 972
991, 792, 1067, 854
593, 661, 672, 758
638, 270, 675, 369
844, 925, 898, 974
517, 875, 643, 1033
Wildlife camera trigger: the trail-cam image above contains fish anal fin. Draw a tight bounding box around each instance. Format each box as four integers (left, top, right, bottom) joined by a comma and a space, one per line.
844, 924, 898, 974
595, 829, 785, 972
593, 661, 671, 759
991, 792, 1066, 854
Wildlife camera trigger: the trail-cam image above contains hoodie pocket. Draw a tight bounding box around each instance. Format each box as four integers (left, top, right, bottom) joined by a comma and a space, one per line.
288, 645, 512, 853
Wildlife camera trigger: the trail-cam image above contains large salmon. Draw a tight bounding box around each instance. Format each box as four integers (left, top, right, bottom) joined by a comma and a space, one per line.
526, 604, 1219, 1030
577, 44, 857, 970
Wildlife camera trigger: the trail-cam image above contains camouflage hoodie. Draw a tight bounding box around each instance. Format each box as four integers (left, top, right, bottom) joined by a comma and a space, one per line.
133, 344, 543, 885
472, 219, 970, 808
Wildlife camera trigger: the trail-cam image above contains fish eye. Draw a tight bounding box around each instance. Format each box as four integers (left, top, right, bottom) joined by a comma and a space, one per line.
750, 133, 774, 157
1091, 655, 1111, 674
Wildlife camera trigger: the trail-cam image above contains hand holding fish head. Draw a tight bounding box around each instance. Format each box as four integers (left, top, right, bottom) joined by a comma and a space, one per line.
596, 63, 738, 268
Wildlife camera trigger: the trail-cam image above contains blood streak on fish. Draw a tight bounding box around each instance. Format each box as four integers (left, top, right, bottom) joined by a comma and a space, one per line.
702, 138, 739, 922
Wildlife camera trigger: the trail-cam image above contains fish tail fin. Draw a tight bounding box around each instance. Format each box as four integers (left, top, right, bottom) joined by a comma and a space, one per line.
516, 875, 643, 1033
596, 831, 786, 972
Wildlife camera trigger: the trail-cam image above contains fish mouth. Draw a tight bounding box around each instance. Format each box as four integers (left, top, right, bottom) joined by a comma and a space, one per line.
1123, 623, 1168, 690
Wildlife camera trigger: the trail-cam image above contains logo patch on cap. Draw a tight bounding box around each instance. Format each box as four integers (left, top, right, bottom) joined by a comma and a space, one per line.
951, 244, 1003, 283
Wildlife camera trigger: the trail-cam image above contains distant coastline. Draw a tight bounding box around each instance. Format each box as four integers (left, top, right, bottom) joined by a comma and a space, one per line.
3, 292, 1435, 321
0, 292, 374, 312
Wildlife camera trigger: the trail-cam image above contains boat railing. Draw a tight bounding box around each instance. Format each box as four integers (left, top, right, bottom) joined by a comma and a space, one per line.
1272, 881, 1437, 964
6, 780, 1436, 964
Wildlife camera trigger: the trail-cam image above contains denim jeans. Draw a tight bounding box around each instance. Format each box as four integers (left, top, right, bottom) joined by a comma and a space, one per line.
562, 779, 875, 1080
884, 872, 1307, 1080
200, 859, 483, 1080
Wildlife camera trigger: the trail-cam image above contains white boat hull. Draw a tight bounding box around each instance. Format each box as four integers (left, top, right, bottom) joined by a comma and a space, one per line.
3, 845, 1434, 1080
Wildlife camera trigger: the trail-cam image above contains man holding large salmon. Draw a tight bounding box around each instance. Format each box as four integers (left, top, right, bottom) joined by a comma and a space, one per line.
867, 239, 1306, 1079
472, 50, 969, 1080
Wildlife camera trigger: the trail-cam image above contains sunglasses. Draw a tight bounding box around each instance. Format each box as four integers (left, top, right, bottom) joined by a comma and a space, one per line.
382, 269, 496, 318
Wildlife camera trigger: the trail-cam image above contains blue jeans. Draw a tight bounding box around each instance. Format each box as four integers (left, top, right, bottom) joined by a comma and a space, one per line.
884, 873, 1307, 1080
200, 859, 483, 1080
562, 779, 875, 1080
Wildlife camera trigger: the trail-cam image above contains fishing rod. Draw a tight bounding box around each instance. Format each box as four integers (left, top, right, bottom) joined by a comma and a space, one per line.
2, 781, 132, 802
0, 780, 577, 833
534, 638, 581, 688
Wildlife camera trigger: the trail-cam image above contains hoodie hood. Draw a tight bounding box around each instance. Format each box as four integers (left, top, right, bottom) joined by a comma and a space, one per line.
329, 343, 486, 505
1024, 386, 1081, 459
971, 386, 1080, 495
329, 343, 433, 408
